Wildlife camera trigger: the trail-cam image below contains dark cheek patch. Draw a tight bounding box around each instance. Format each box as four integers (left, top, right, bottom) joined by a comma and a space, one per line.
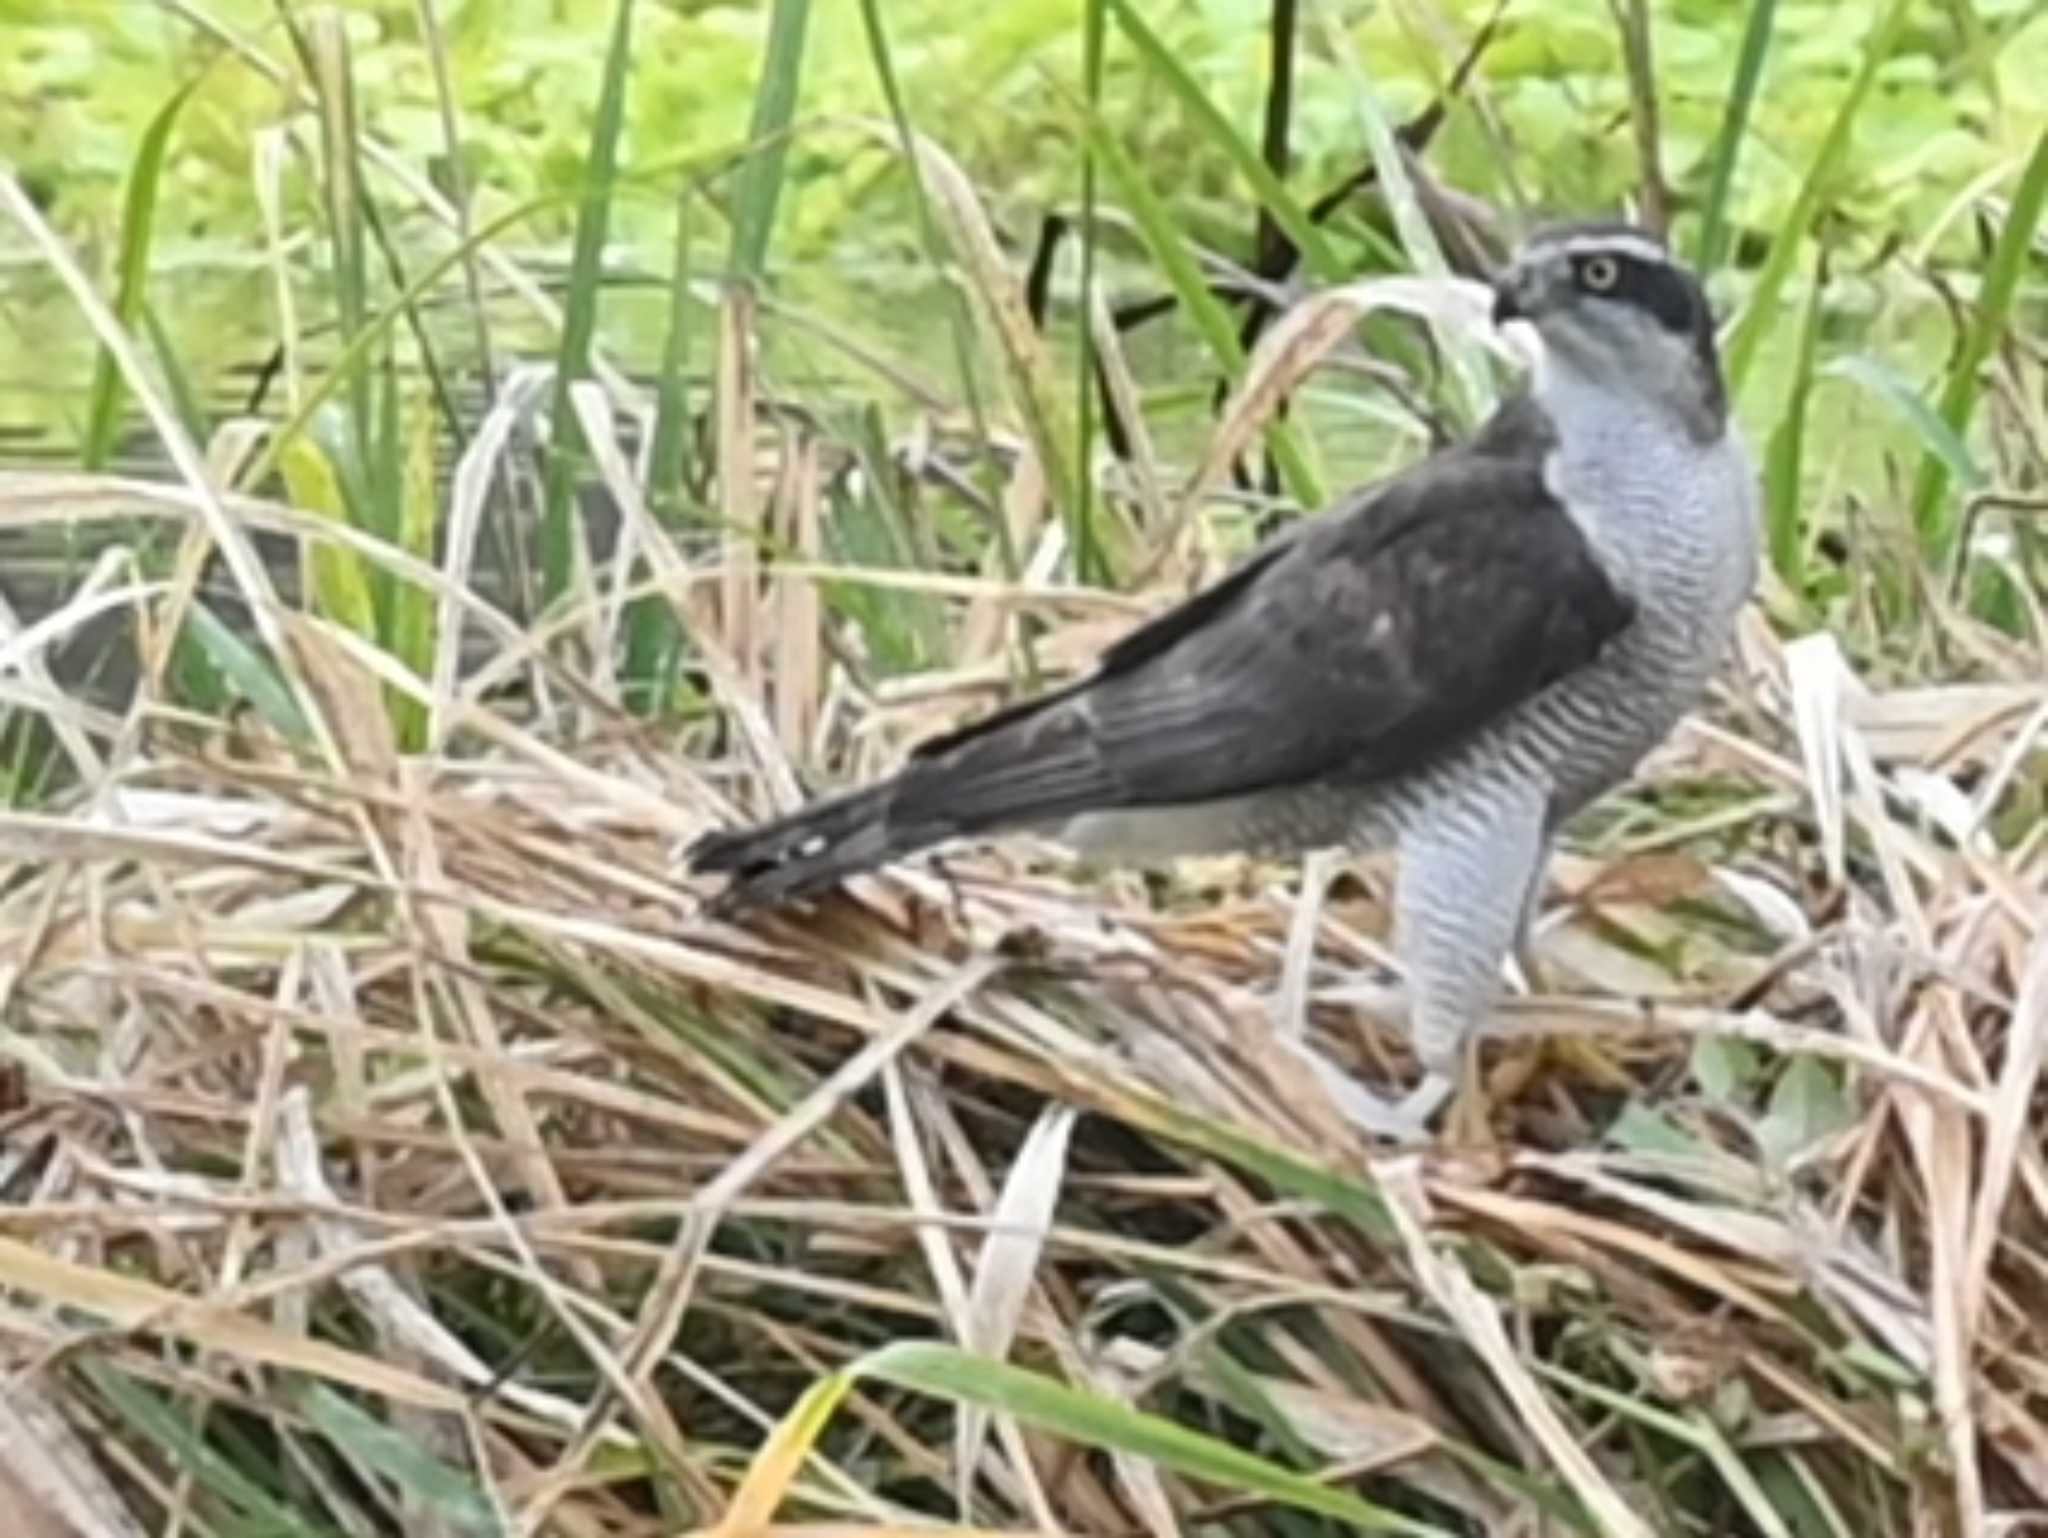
1615, 258, 1699, 335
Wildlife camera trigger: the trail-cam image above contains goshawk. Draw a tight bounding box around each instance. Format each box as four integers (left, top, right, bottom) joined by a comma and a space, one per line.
689, 220, 1759, 1139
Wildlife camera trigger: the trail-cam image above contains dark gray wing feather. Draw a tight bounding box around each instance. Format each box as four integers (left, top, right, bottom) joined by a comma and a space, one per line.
690, 394, 1634, 908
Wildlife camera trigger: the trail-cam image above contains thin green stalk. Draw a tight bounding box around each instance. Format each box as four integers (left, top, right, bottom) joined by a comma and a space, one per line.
305, 10, 374, 479
1761, 242, 1827, 592
727, 0, 813, 283
1075, 0, 1109, 585
1693, 0, 1777, 278
630, 187, 699, 715
648, 193, 698, 521
539, 0, 636, 602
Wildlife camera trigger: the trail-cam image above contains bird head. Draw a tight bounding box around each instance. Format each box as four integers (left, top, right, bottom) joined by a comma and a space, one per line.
1490, 222, 1726, 443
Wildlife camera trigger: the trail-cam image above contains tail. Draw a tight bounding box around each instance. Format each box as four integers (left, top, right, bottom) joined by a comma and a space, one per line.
687, 780, 905, 912
688, 683, 1115, 912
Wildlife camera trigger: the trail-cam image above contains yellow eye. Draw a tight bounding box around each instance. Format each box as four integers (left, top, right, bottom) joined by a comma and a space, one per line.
1580, 254, 1620, 292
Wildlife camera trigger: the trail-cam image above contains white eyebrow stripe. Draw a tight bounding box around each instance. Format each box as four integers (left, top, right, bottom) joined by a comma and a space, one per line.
1542, 233, 1671, 266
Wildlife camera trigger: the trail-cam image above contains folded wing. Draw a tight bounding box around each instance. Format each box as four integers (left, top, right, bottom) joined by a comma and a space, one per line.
692, 397, 1636, 906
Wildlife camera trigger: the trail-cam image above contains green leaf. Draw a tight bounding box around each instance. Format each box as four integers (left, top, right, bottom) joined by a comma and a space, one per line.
183, 605, 312, 744
280, 429, 378, 645
1606, 1100, 1714, 1161
1757, 1056, 1853, 1169
1691, 1036, 1762, 1103
142, 301, 211, 451
1822, 353, 1983, 494
308, 10, 376, 476
631, 185, 700, 717
856, 1343, 1455, 1536
647, 189, 699, 521
300, 1385, 504, 1535
1074, 0, 1110, 584
1102, 0, 1342, 283
82, 1362, 331, 1535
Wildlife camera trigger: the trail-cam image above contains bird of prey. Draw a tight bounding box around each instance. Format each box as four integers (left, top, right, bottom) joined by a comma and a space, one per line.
688, 220, 1759, 1139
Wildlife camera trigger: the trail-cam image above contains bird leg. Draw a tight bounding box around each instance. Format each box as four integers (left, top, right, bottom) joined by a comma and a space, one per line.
1268, 918, 1459, 1147
1272, 851, 1449, 1143
1388, 780, 1551, 1141
1274, 788, 1546, 1144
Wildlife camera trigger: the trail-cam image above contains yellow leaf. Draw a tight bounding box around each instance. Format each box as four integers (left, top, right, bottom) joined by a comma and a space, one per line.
280, 432, 378, 644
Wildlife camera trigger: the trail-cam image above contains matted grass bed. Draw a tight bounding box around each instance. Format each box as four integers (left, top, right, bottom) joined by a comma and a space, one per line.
0, 416, 2042, 1536
2, 4, 2048, 1527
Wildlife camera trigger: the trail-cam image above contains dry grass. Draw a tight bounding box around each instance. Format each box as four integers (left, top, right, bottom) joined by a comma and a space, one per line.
2, 165, 2047, 1538
1, 400, 2045, 1536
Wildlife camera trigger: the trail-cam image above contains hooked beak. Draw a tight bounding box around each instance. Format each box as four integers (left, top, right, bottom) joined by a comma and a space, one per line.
1490, 280, 1521, 327
1490, 251, 1564, 328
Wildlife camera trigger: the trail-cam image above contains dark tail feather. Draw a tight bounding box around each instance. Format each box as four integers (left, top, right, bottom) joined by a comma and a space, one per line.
687, 780, 904, 912
691, 690, 1116, 913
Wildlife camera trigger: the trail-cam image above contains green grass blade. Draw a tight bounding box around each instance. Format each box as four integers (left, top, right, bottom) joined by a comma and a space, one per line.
539, 0, 635, 603
369, 348, 404, 571
1073, 96, 1324, 510
1823, 354, 1983, 494
182, 604, 312, 743
648, 191, 699, 520
82, 1362, 330, 1536
416, 0, 502, 413
307, 10, 375, 466
1761, 247, 1826, 590
1909, 127, 2048, 559
1191, 1334, 1327, 1470
390, 389, 439, 751
300, 1385, 503, 1536
239, 195, 561, 496
823, 415, 947, 673
629, 188, 698, 716
1722, 0, 1912, 394
83, 72, 203, 470
1075, 0, 1110, 584
279, 430, 378, 643
910, 134, 1093, 564
727, 0, 813, 282
856, 1343, 1457, 1536
1309, 4, 1490, 423
1692, 0, 1777, 278
1104, 0, 1342, 284
142, 301, 211, 450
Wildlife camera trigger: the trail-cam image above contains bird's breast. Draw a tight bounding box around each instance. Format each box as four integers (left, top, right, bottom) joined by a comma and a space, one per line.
1516, 431, 1757, 811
